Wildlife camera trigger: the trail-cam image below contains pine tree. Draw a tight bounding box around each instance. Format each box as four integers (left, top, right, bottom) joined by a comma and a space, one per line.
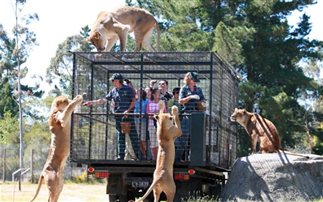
126, 0, 322, 154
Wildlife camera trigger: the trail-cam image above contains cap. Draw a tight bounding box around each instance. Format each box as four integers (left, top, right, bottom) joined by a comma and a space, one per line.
109, 73, 124, 81
189, 72, 200, 82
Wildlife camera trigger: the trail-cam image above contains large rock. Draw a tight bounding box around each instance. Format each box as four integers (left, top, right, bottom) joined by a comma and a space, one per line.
221, 153, 323, 201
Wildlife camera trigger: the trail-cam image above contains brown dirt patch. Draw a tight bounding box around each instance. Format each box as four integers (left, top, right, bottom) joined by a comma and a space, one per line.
1, 182, 108, 202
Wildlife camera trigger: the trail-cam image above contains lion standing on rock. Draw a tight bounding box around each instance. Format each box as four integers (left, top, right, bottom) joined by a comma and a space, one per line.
30, 95, 83, 202
136, 101, 182, 202
88, 6, 160, 52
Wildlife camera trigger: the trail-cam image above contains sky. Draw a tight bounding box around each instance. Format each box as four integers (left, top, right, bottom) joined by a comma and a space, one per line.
0, 0, 125, 91
0, 0, 322, 92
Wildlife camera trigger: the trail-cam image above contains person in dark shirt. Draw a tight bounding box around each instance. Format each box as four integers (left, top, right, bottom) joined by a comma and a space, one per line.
159, 79, 173, 101
179, 72, 205, 112
158, 79, 172, 112
83, 73, 139, 160
176, 72, 206, 161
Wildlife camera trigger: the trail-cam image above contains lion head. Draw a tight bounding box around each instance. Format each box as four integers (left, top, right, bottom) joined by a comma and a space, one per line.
87, 31, 107, 52
230, 108, 254, 126
153, 101, 181, 141
48, 96, 70, 126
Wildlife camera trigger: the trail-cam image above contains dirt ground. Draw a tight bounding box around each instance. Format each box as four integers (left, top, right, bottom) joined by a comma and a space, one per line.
0, 182, 108, 202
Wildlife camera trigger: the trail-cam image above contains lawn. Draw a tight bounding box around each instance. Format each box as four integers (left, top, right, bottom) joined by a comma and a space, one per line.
0, 182, 108, 202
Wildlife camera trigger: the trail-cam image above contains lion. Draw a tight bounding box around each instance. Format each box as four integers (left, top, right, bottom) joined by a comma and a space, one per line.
136, 101, 182, 202
230, 108, 281, 153
30, 95, 83, 202
88, 6, 160, 52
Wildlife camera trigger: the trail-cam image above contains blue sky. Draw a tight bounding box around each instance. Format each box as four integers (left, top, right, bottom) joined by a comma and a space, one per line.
0, 0, 322, 92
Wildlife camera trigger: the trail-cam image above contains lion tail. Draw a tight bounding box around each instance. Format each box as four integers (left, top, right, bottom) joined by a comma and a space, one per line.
30, 175, 44, 202
278, 150, 309, 159
136, 170, 164, 202
155, 20, 160, 51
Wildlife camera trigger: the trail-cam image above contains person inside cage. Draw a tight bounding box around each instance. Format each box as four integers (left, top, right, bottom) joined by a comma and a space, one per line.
176, 71, 206, 162
83, 73, 139, 160
159, 79, 172, 100
146, 87, 167, 160
158, 79, 173, 112
134, 88, 149, 159
167, 87, 181, 112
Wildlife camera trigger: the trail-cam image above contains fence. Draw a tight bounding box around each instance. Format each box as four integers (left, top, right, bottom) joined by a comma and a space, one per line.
0, 145, 85, 182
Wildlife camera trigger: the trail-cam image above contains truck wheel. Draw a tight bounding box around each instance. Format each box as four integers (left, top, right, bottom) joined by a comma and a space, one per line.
108, 194, 127, 202
109, 194, 117, 202
119, 194, 127, 202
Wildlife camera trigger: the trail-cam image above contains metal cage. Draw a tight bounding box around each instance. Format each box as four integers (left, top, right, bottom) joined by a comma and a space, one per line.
71, 52, 238, 169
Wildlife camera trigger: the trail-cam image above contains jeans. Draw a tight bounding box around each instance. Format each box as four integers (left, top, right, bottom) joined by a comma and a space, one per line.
115, 115, 139, 159
175, 116, 190, 161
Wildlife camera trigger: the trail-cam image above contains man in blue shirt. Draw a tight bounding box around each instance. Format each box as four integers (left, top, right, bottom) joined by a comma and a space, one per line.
84, 73, 139, 160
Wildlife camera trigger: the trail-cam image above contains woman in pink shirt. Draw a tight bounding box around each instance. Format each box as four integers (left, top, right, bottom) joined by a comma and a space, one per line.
146, 87, 166, 160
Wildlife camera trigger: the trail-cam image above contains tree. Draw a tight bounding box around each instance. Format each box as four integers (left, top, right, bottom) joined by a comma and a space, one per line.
0, 111, 19, 144
45, 26, 95, 96
0, 1, 44, 120
127, 0, 322, 155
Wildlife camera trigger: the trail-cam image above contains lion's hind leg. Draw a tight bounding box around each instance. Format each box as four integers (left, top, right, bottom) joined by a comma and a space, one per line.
142, 28, 155, 52
153, 184, 162, 202
160, 175, 176, 202
133, 31, 144, 51
46, 170, 63, 202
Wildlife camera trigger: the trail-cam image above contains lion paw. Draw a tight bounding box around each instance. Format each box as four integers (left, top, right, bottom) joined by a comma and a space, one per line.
73, 95, 83, 104
171, 106, 178, 115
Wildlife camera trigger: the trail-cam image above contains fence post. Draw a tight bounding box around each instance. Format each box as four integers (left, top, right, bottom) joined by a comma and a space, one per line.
31, 149, 34, 183
2, 148, 6, 183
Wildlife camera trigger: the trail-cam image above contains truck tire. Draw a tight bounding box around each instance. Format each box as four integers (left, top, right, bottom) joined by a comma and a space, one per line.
108, 194, 127, 202
109, 194, 117, 202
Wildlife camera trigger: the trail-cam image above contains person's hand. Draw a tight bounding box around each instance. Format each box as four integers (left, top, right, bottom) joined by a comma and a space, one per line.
83, 101, 93, 106
123, 110, 129, 118
189, 95, 200, 100
149, 80, 157, 87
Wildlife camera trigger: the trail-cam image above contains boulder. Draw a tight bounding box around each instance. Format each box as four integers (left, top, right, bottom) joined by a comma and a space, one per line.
221, 153, 323, 201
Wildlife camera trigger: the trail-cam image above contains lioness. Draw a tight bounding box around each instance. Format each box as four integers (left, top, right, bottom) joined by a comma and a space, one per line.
230, 108, 281, 153
88, 6, 160, 52
30, 95, 83, 202
136, 101, 182, 202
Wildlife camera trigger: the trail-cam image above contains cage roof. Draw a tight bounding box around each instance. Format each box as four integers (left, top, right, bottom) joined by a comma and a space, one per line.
74, 52, 237, 78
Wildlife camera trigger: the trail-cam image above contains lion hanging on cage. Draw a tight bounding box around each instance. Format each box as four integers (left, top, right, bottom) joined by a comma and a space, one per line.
88, 6, 160, 52
136, 101, 182, 202
30, 95, 83, 202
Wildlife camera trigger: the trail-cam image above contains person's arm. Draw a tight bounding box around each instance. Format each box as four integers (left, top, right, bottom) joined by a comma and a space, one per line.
83, 98, 107, 106
124, 87, 136, 113
146, 101, 152, 114
124, 97, 136, 114
179, 95, 201, 104
179, 96, 190, 105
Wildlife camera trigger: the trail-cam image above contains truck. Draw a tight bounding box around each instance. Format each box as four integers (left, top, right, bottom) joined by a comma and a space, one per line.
70, 52, 239, 201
